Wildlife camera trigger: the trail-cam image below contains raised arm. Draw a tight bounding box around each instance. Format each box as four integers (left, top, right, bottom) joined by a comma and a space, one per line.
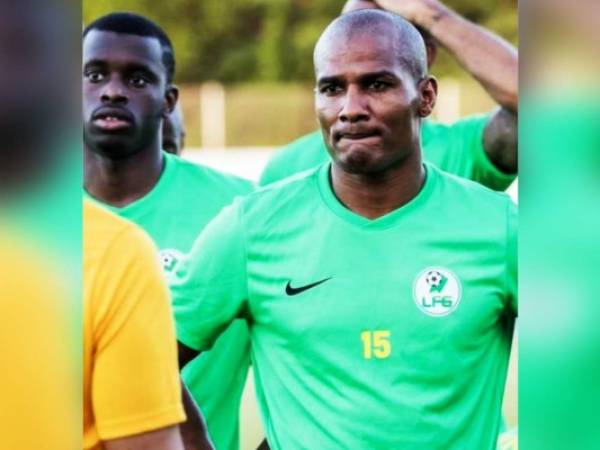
376, 0, 517, 111
373, 0, 518, 173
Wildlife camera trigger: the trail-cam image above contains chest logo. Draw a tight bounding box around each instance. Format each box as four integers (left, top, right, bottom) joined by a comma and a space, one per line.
159, 248, 185, 282
285, 277, 331, 296
413, 268, 461, 317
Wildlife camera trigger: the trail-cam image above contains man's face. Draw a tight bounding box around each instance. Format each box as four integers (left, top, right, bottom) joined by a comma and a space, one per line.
315, 31, 432, 175
83, 30, 173, 159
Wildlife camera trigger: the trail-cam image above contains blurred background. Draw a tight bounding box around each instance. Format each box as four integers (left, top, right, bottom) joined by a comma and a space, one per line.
83, 1, 518, 449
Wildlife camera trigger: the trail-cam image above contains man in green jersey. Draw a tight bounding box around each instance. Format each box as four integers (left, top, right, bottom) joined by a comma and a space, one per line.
174, 10, 517, 450
83, 13, 253, 450
260, 0, 518, 191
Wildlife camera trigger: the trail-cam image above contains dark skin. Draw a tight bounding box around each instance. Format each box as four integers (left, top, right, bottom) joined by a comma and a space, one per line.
83, 30, 212, 450
343, 0, 518, 175
315, 27, 437, 219
83, 30, 178, 207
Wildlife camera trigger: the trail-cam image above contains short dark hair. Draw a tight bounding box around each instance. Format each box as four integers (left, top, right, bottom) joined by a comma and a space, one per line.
316, 9, 428, 81
83, 12, 175, 84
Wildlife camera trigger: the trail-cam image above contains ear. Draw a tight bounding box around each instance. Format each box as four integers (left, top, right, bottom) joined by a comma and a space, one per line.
163, 85, 179, 118
417, 76, 437, 118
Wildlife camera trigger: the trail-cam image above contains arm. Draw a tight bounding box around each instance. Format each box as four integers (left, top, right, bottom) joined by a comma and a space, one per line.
376, 0, 518, 111
180, 381, 215, 450
104, 426, 185, 450
171, 200, 250, 353
176, 344, 215, 449
375, 0, 518, 173
91, 225, 190, 448
483, 107, 517, 174
170, 202, 251, 448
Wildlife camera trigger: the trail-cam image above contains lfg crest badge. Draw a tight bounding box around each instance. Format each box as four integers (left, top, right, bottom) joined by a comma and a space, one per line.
413, 267, 461, 317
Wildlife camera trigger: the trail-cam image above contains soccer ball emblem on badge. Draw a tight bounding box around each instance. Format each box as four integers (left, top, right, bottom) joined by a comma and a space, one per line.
413, 267, 462, 317
158, 248, 185, 282
425, 270, 445, 290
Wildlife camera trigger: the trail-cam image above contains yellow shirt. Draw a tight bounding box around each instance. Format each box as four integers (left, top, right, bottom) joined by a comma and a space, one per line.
84, 200, 185, 450
0, 227, 79, 450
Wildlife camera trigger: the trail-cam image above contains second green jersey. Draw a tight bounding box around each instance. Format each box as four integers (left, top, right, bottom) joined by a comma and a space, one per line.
173, 162, 517, 450
85, 151, 254, 450
260, 115, 516, 191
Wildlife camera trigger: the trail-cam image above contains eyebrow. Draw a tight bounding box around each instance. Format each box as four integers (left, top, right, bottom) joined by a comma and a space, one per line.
83, 59, 160, 79
360, 71, 399, 80
83, 58, 107, 69
317, 70, 399, 84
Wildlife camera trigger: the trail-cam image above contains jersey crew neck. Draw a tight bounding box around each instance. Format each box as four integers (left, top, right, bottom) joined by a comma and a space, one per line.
317, 162, 437, 230
87, 152, 174, 216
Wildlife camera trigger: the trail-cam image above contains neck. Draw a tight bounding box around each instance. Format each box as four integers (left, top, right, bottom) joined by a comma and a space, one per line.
84, 145, 164, 208
330, 151, 425, 220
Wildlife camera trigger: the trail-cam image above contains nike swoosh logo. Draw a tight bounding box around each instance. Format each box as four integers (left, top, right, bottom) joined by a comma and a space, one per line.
285, 277, 332, 296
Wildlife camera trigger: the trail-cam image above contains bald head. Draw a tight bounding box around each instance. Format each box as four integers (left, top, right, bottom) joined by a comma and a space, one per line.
314, 9, 428, 82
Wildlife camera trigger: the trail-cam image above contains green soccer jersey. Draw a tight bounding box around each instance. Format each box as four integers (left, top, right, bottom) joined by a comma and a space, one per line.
259, 115, 516, 191
173, 162, 518, 450
85, 151, 254, 450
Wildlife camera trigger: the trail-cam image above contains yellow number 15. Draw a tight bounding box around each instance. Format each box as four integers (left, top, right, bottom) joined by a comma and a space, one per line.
360, 330, 391, 359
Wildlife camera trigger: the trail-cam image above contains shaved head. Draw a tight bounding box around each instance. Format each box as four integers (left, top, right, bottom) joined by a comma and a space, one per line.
314, 9, 428, 82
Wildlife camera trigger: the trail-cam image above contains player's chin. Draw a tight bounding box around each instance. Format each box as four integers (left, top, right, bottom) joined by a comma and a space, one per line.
336, 146, 383, 175
87, 135, 139, 159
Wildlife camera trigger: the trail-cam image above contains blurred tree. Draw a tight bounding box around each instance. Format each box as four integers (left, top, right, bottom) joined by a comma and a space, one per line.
83, 0, 517, 84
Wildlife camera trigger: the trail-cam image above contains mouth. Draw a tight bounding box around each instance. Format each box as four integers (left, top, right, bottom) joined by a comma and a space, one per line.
335, 129, 382, 143
91, 109, 134, 131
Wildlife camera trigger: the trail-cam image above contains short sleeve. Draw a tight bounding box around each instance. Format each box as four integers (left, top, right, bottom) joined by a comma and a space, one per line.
415, 116, 517, 191
171, 199, 249, 351
91, 226, 185, 440
506, 200, 518, 315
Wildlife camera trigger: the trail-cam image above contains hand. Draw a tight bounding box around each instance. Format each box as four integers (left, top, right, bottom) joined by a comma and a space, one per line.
374, 0, 446, 28
342, 0, 379, 14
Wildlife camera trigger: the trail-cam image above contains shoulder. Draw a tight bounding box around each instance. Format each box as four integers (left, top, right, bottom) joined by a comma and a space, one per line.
238, 165, 321, 219
430, 164, 515, 213
84, 200, 157, 272
424, 114, 491, 137
166, 152, 254, 195
260, 131, 327, 185
84, 200, 136, 247
278, 130, 324, 153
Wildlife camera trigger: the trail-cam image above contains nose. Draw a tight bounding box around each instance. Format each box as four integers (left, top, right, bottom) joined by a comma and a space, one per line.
100, 77, 128, 105
339, 85, 369, 123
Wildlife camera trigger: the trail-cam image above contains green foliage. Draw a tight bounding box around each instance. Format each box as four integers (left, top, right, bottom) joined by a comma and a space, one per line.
83, 0, 517, 83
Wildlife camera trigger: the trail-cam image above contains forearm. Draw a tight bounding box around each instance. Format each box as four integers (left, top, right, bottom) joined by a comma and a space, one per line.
104, 425, 185, 450
377, 0, 518, 111
180, 381, 215, 450
428, 6, 517, 110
